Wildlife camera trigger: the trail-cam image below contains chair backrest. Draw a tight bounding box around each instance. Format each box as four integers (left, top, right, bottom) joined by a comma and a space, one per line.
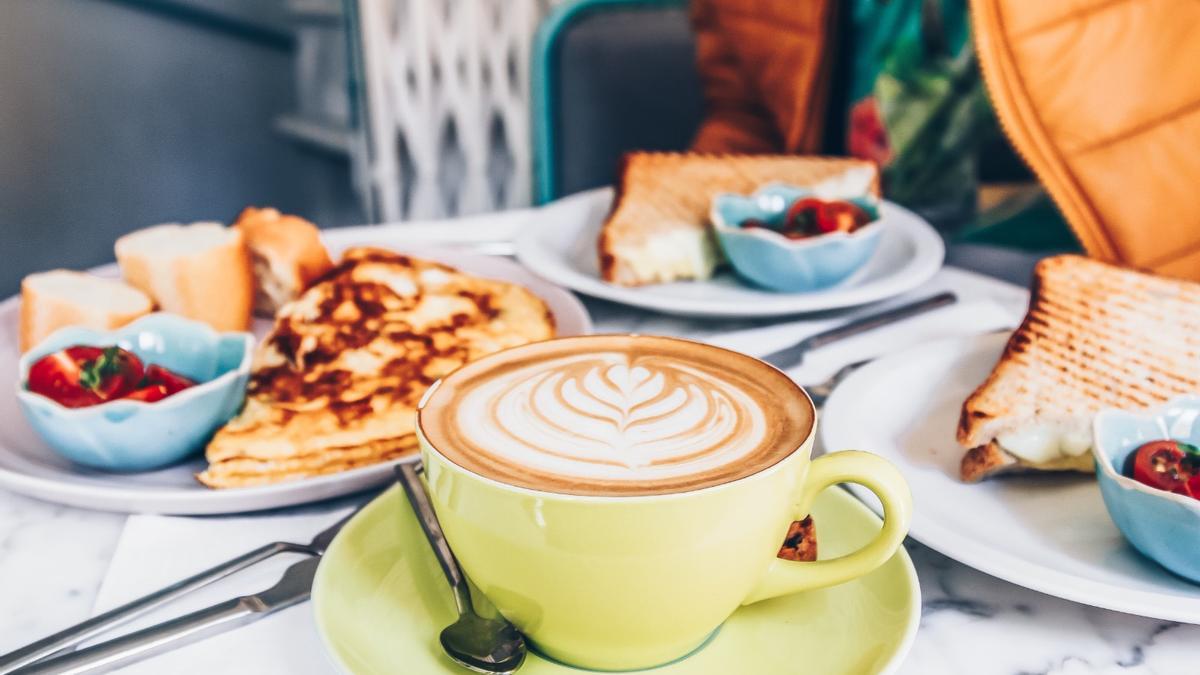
532, 0, 702, 203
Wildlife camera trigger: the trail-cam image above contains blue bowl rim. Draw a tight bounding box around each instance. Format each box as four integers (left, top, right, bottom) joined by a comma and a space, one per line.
709, 181, 884, 252
15, 312, 255, 418
1092, 394, 1200, 513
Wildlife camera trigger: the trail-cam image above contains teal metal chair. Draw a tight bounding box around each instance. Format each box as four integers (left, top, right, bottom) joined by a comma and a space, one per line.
532, 0, 698, 205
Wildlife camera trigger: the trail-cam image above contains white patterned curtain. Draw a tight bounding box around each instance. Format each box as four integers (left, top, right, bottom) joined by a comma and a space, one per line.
354, 0, 562, 222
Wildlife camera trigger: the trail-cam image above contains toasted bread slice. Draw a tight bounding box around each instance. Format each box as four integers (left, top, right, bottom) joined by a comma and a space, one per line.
19, 270, 153, 352
957, 255, 1200, 482
115, 222, 254, 332
233, 207, 333, 316
598, 152, 878, 286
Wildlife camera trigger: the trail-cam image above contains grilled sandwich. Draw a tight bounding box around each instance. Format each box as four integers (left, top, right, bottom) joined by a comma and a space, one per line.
958, 255, 1200, 482
598, 152, 878, 286
199, 247, 555, 488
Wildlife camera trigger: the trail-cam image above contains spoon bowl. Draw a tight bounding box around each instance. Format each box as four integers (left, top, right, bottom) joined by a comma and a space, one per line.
440, 613, 527, 674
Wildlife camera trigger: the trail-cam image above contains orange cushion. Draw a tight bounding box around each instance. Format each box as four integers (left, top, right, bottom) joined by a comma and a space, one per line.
973, 0, 1200, 280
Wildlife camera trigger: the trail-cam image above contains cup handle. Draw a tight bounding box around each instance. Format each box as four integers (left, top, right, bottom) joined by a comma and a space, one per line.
742, 450, 912, 605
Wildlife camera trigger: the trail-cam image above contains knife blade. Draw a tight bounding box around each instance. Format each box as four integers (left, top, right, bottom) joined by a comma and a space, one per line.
18, 557, 320, 675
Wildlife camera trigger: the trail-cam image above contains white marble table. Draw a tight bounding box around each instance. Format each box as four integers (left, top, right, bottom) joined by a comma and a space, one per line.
2, 283, 1198, 674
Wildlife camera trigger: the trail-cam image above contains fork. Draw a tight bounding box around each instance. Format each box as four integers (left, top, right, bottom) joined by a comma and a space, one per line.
0, 507, 361, 674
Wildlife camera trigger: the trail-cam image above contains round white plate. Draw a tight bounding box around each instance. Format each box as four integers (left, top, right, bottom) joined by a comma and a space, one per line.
0, 234, 591, 515
820, 332, 1200, 623
516, 188, 945, 318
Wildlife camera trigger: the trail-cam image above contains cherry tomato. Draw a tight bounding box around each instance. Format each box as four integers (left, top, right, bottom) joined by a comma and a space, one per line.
124, 384, 170, 403
817, 202, 867, 234
144, 364, 195, 395
784, 198, 823, 235
1129, 440, 1200, 498
27, 346, 144, 408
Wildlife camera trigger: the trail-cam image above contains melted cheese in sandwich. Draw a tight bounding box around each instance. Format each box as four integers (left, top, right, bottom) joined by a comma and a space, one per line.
996, 423, 1092, 464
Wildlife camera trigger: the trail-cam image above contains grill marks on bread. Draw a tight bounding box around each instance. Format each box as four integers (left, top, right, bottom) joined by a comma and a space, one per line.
957, 256, 1200, 480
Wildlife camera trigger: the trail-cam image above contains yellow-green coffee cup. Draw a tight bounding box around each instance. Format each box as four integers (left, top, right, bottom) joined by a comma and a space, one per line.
417, 360, 911, 671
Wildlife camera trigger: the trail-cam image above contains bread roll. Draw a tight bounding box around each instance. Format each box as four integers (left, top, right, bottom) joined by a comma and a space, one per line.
20, 270, 153, 352
232, 207, 333, 316
115, 222, 253, 331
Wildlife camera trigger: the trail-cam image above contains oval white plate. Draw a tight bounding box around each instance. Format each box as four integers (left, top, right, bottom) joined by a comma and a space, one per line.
820, 332, 1200, 623
516, 188, 945, 318
0, 233, 591, 514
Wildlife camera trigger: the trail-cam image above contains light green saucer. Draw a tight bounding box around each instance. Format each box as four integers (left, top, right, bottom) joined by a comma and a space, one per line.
312, 486, 920, 674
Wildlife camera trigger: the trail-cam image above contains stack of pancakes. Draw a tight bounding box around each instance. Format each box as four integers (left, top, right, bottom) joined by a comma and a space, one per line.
199, 247, 555, 488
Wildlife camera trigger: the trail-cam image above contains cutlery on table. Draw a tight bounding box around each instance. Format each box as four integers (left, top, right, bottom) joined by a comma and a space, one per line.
759, 291, 957, 371
804, 325, 1014, 408
395, 463, 527, 674
0, 505, 363, 674
15, 557, 319, 675
805, 359, 872, 408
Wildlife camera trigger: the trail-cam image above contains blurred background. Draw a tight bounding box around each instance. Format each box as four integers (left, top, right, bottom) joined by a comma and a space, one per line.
0, 0, 1071, 295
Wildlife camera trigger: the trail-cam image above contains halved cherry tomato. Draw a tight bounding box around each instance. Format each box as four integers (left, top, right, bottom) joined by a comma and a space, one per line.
144, 364, 195, 395
27, 346, 144, 408
1129, 440, 1200, 499
771, 198, 871, 239
124, 384, 170, 403
817, 201, 867, 234
783, 198, 823, 235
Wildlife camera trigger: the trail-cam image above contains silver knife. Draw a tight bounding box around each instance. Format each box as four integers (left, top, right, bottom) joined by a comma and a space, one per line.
760, 292, 957, 371
16, 556, 320, 675
0, 509, 357, 674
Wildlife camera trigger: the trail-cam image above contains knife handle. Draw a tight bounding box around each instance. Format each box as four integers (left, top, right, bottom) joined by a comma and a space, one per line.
0, 542, 301, 674
14, 598, 259, 675
799, 292, 957, 352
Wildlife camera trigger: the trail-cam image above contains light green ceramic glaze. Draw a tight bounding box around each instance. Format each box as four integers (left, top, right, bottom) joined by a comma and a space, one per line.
414, 411, 911, 671
312, 486, 920, 675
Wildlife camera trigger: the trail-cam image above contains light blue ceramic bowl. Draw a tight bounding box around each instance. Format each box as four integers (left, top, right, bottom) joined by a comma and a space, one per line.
16, 313, 254, 472
1093, 395, 1200, 584
710, 183, 883, 292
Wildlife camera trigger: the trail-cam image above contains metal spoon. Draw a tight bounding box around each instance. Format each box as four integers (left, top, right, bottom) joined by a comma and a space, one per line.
395, 464, 527, 674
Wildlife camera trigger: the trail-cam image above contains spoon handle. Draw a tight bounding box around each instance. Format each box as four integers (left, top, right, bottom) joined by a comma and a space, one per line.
395, 463, 474, 614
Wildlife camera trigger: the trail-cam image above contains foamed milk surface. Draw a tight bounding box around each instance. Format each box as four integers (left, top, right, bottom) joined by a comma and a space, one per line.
422, 338, 810, 496
455, 352, 768, 483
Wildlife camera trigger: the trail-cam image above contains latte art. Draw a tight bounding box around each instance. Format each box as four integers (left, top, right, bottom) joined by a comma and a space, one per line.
419, 336, 812, 496
459, 354, 767, 481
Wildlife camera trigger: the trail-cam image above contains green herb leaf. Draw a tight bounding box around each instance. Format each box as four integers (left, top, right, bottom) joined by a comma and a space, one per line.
79, 347, 123, 393
1177, 441, 1200, 456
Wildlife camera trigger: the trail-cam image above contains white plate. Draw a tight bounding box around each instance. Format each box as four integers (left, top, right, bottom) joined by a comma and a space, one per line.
0, 234, 591, 515
516, 188, 945, 317
820, 333, 1200, 623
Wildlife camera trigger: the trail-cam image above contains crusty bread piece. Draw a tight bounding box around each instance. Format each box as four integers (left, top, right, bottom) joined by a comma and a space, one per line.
776, 516, 817, 562
115, 222, 254, 332
19, 270, 153, 352
958, 255, 1200, 482
233, 207, 333, 316
598, 152, 879, 286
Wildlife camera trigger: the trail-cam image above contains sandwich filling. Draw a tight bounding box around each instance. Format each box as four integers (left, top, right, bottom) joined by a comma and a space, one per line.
993, 422, 1092, 464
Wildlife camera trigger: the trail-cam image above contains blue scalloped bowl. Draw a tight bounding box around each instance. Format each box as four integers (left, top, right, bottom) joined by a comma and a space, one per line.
1093, 395, 1200, 584
710, 183, 883, 292
16, 313, 254, 471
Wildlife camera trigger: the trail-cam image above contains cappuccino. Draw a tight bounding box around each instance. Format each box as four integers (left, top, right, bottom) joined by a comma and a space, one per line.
418, 335, 812, 496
